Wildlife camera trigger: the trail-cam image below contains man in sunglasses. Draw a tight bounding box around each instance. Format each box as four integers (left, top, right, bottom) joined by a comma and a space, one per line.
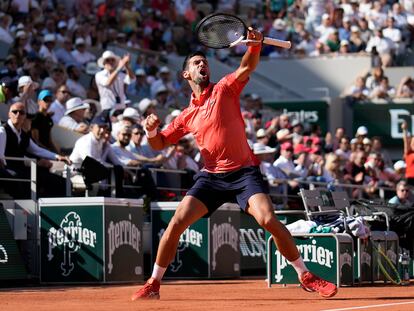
0, 102, 71, 198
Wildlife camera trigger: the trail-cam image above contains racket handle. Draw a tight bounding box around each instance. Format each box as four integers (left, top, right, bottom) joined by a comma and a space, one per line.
263, 37, 292, 49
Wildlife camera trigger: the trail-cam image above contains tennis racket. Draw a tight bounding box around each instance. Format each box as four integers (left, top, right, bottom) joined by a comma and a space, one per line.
371, 242, 401, 285
195, 13, 292, 49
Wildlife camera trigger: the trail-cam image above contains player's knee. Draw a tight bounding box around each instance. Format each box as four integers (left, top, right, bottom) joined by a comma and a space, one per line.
255, 214, 274, 229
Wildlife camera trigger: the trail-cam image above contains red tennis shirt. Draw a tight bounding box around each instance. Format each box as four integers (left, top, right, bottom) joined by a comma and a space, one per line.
160, 72, 258, 173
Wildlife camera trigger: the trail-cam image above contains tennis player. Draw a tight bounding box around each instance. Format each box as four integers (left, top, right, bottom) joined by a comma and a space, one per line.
131, 27, 337, 300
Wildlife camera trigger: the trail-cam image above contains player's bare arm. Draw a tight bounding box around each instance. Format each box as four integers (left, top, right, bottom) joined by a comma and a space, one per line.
235, 27, 263, 82
145, 113, 171, 150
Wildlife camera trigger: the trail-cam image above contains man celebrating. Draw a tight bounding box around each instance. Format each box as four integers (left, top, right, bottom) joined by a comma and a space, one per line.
131, 27, 337, 300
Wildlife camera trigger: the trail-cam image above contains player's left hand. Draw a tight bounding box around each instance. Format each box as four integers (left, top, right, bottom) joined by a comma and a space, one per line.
246, 27, 263, 46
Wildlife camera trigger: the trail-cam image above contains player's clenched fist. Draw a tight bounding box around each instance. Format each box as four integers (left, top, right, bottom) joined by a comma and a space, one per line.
145, 113, 161, 132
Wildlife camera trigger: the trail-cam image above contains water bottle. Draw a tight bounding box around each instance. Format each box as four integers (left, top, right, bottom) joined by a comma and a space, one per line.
399, 250, 410, 286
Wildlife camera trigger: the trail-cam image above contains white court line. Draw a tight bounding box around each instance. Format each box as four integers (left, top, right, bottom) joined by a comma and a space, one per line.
321, 301, 414, 311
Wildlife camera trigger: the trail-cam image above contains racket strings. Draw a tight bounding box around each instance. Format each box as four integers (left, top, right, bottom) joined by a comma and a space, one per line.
197, 15, 246, 49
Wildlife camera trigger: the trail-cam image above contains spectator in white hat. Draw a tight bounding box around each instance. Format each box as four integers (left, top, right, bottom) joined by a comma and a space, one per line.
150, 66, 175, 99
39, 34, 58, 63
58, 97, 90, 134
392, 160, 406, 182
16, 75, 39, 116
137, 98, 156, 118
71, 38, 96, 67
111, 107, 141, 140
95, 50, 136, 114
56, 20, 68, 43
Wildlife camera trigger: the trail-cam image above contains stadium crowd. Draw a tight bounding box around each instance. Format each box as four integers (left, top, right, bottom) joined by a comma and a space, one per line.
0, 0, 412, 202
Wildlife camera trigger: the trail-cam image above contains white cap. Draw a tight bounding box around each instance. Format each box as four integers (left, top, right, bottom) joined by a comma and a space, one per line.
251, 93, 260, 100
362, 137, 371, 145
135, 68, 146, 76
75, 37, 85, 46
18, 76, 39, 89
44, 33, 56, 43
15, 30, 26, 39
253, 143, 276, 155
343, 16, 351, 23
57, 21, 67, 29
350, 138, 358, 144
356, 126, 368, 136
65, 97, 89, 115
272, 18, 286, 30
340, 40, 350, 46
351, 25, 360, 32
138, 98, 155, 114
322, 13, 330, 20
97, 50, 120, 68
256, 128, 266, 138
394, 160, 406, 171
155, 84, 168, 95
122, 107, 140, 121
159, 66, 170, 74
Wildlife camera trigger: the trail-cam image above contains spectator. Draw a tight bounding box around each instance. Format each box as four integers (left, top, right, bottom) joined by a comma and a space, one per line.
9, 31, 28, 66
0, 102, 70, 198
150, 66, 175, 99
0, 13, 13, 44
55, 37, 82, 68
315, 13, 335, 43
0, 54, 19, 81
347, 76, 370, 101
365, 66, 385, 91
127, 68, 151, 101
138, 97, 157, 119
365, 28, 395, 67
39, 34, 58, 63
16, 75, 39, 117
383, 17, 404, 58
371, 136, 393, 168
396, 76, 414, 99
369, 76, 395, 100
31, 90, 59, 153
344, 150, 371, 198
71, 38, 96, 68
59, 97, 90, 134
273, 141, 298, 177
0, 77, 17, 107
48, 84, 71, 124
388, 180, 412, 207
41, 65, 66, 93
111, 107, 141, 140
349, 26, 367, 53
95, 50, 136, 115
339, 40, 351, 54
393, 160, 406, 182
66, 65, 87, 98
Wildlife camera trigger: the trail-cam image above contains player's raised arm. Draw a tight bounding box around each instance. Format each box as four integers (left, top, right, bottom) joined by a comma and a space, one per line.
235, 27, 263, 82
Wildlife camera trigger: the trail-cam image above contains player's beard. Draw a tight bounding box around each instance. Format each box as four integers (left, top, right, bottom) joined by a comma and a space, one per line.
194, 74, 209, 87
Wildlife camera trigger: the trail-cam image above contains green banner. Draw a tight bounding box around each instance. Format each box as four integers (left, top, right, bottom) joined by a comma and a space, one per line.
0, 207, 27, 280
40, 205, 104, 283
269, 235, 353, 286
104, 205, 143, 282
353, 102, 414, 146
152, 209, 209, 277
265, 101, 328, 133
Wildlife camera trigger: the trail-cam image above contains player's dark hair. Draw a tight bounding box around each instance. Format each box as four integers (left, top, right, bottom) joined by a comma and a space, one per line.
182, 51, 207, 71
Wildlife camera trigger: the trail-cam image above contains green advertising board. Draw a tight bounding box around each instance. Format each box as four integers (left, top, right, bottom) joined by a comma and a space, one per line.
0, 206, 27, 281
353, 102, 414, 147
265, 101, 328, 133
40, 197, 144, 283
267, 233, 353, 287
151, 202, 240, 278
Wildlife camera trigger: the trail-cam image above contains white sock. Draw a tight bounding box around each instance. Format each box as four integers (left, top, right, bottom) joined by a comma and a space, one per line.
151, 263, 167, 282
289, 256, 308, 277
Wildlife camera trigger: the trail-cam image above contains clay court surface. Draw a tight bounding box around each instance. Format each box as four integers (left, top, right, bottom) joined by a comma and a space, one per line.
1, 279, 414, 311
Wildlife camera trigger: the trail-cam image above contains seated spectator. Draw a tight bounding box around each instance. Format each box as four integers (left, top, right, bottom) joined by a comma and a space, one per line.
349, 26, 367, 53
71, 38, 96, 68
383, 17, 404, 58
388, 180, 413, 207
347, 76, 370, 100
127, 68, 151, 101
0, 77, 17, 106
137, 97, 157, 119
335, 136, 351, 163
365, 28, 395, 67
393, 160, 406, 182
69, 116, 123, 195
39, 34, 58, 63
396, 76, 414, 99
273, 142, 299, 177
31, 90, 59, 153
365, 66, 385, 91
48, 84, 71, 124
55, 37, 82, 68
66, 65, 87, 98
111, 107, 141, 140
59, 97, 90, 134
369, 77, 395, 100
0, 54, 19, 81
0, 102, 70, 198
41, 65, 66, 93
16, 75, 39, 117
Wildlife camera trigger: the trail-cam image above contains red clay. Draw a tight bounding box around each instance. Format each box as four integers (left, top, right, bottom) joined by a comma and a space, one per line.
1, 279, 413, 311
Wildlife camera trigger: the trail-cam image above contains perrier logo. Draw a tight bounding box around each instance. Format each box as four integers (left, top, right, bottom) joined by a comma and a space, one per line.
47, 212, 97, 276
274, 239, 334, 282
